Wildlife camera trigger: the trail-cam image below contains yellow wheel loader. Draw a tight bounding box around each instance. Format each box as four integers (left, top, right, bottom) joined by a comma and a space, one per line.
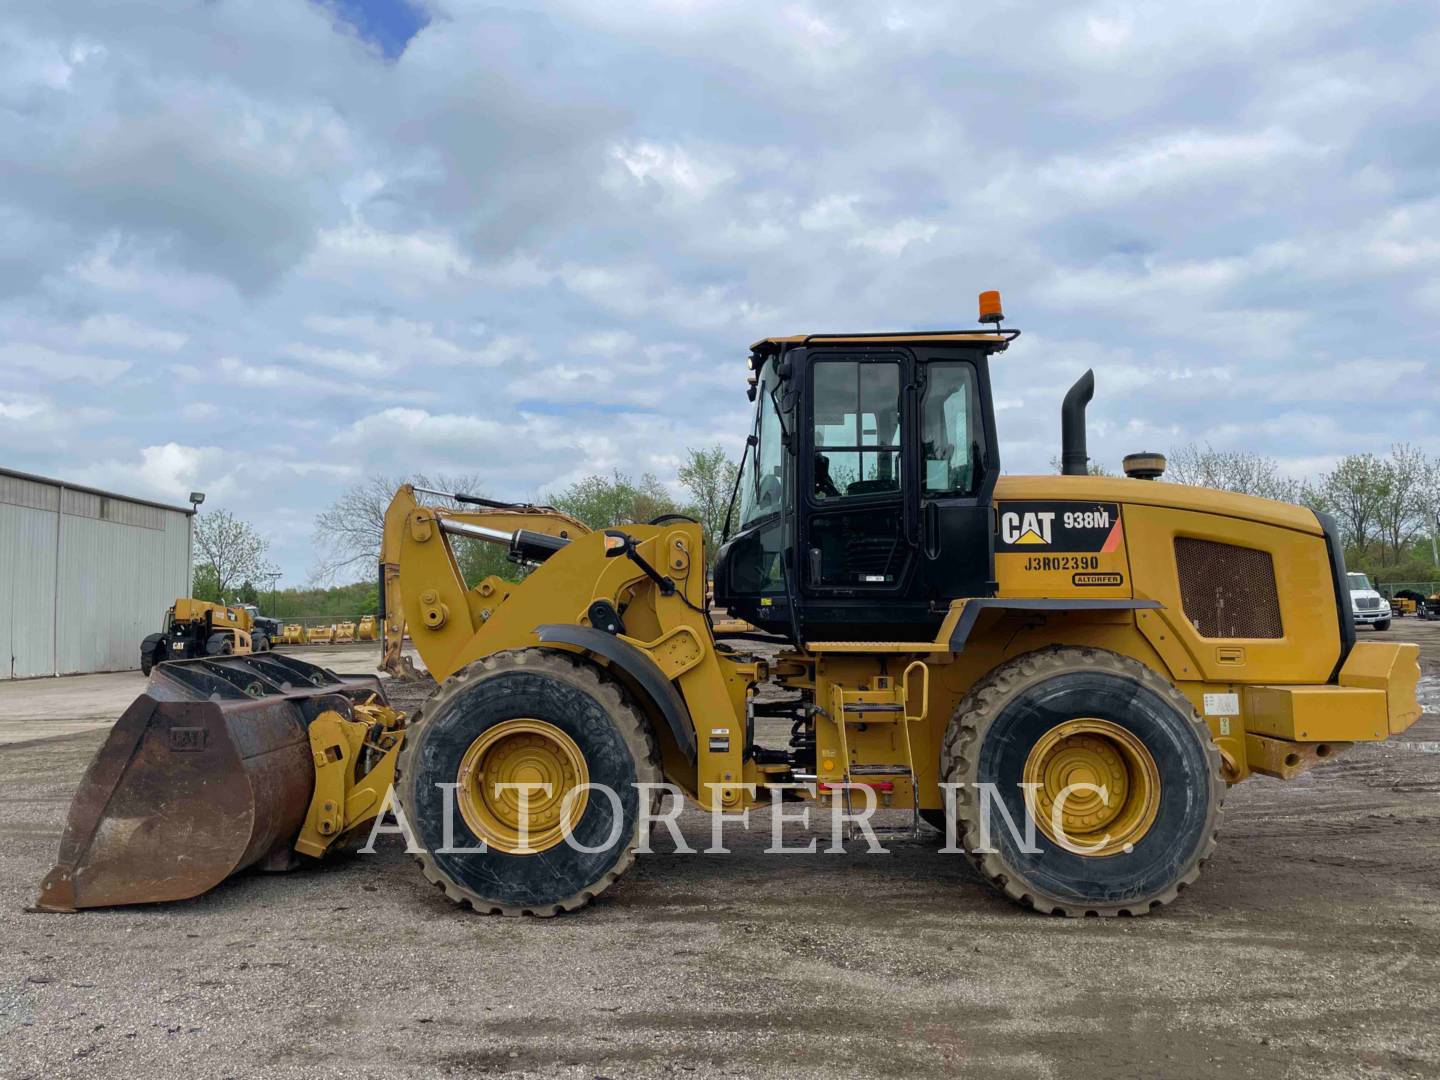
39, 295, 1422, 918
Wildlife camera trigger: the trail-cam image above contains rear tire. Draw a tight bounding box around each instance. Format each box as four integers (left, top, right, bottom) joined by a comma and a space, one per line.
396, 649, 661, 915
940, 646, 1223, 917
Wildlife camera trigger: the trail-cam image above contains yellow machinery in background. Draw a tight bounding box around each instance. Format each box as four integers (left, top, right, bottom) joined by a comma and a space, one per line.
139, 598, 252, 675
271, 620, 374, 645
41, 294, 1422, 919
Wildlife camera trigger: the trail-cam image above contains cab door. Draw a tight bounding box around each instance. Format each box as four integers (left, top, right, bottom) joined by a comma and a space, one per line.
799, 350, 916, 596
915, 351, 998, 601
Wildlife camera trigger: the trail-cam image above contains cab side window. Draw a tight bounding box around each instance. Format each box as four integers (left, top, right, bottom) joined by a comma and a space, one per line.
920, 362, 982, 497
811, 361, 901, 500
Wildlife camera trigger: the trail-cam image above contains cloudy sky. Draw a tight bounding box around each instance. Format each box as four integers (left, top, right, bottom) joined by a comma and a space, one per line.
3, 1, 1438, 581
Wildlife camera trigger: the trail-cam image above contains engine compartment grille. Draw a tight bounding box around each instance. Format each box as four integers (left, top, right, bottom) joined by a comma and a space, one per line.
1175, 537, 1284, 639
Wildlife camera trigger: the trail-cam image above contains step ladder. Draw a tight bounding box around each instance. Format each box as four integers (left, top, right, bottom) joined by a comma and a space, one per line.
825, 661, 930, 839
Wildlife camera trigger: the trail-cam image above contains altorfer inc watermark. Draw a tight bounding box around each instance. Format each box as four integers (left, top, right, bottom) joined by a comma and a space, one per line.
360, 781, 1127, 857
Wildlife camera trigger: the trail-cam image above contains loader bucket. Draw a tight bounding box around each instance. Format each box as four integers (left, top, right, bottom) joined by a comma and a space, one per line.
35, 653, 388, 912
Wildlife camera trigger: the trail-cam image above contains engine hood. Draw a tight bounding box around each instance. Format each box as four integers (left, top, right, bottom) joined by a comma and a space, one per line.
995, 475, 1323, 535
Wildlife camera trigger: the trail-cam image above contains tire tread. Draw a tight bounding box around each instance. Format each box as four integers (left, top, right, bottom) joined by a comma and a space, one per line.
938, 645, 1225, 918
395, 648, 662, 916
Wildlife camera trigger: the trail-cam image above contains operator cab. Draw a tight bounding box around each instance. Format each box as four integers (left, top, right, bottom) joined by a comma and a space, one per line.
713, 294, 1016, 642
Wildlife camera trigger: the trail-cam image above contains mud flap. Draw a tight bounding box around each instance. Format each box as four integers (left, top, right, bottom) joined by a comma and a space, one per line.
35, 653, 388, 912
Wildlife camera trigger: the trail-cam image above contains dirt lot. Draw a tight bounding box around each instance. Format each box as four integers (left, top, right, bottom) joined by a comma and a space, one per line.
2, 625, 1438, 1079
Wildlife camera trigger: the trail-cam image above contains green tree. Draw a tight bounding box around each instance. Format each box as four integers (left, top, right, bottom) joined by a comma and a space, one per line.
1049, 456, 1113, 477
310, 472, 528, 586
1374, 443, 1430, 565
453, 536, 527, 587
268, 581, 379, 620
1316, 453, 1391, 560
678, 446, 739, 560
1165, 444, 1300, 502
547, 471, 680, 529
193, 509, 275, 600
192, 562, 221, 603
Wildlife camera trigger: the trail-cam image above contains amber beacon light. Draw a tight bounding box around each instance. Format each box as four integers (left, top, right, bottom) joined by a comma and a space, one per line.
978, 289, 1004, 324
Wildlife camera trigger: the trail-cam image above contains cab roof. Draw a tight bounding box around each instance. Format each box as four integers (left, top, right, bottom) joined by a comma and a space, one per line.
750, 331, 1014, 350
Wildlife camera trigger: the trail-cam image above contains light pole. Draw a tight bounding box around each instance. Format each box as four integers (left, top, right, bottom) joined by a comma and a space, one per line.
187, 492, 206, 597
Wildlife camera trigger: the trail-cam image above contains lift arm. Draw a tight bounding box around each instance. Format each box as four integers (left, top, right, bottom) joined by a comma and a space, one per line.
377, 484, 590, 678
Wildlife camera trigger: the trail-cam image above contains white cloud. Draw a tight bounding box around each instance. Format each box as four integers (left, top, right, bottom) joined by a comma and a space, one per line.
0, 342, 130, 382
849, 219, 938, 256
186, 356, 429, 400
1037, 128, 1325, 203
136, 443, 223, 494
282, 342, 387, 377
799, 195, 862, 233
335, 407, 504, 447
304, 313, 478, 366
303, 225, 476, 293
74, 442, 229, 503
0, 396, 47, 421
180, 402, 221, 421
2, 0, 1438, 578
610, 140, 734, 200
76, 313, 188, 352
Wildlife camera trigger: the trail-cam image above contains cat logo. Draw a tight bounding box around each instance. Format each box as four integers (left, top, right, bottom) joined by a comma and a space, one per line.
168, 726, 208, 752
1000, 510, 1054, 546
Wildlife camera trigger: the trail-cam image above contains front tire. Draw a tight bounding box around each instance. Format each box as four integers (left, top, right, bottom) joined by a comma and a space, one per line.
140, 638, 166, 676
940, 646, 1223, 917
396, 649, 661, 915
1374, 619, 1391, 631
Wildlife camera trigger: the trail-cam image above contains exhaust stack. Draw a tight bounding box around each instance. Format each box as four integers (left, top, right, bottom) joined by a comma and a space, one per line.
1060, 370, 1094, 476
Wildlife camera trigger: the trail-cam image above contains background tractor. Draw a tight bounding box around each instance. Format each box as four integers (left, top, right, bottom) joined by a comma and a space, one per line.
238, 604, 281, 648
139, 597, 255, 675
43, 294, 1421, 919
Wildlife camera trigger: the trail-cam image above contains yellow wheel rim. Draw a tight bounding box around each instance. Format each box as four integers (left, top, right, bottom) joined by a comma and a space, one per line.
1022, 718, 1160, 857
456, 719, 589, 855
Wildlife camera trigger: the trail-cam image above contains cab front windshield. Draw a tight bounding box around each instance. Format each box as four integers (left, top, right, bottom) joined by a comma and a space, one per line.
1347, 573, 1373, 591
736, 358, 785, 529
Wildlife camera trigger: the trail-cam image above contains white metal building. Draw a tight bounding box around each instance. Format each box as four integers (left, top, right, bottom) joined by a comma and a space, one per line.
0, 467, 194, 679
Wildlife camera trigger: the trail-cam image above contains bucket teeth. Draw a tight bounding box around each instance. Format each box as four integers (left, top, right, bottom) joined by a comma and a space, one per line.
35, 654, 389, 912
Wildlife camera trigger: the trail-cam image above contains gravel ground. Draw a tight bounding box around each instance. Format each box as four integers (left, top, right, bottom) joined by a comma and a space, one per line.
2, 623, 1438, 1079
